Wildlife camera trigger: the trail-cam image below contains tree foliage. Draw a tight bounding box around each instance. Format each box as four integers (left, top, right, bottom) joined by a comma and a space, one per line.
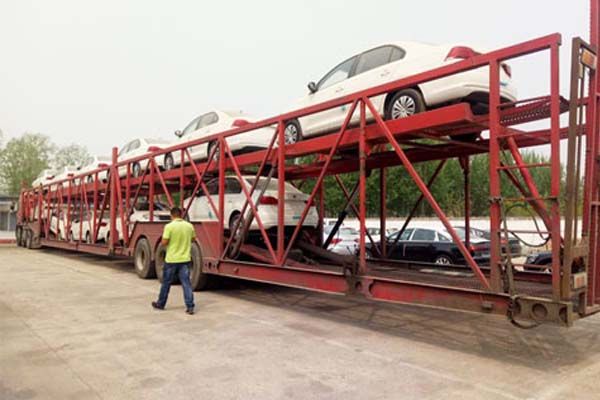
0, 133, 55, 195
300, 150, 562, 218
0, 133, 91, 195
52, 144, 90, 169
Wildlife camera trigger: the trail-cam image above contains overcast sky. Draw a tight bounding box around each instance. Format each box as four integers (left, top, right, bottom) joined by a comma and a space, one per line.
0, 0, 591, 156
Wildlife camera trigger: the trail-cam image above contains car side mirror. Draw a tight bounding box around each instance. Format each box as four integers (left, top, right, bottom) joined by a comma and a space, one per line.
308, 82, 318, 94
174, 130, 183, 138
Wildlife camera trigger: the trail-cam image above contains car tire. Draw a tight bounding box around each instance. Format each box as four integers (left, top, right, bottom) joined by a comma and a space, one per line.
434, 253, 454, 266
132, 162, 141, 178
284, 119, 303, 144
227, 212, 244, 259
134, 237, 156, 279
385, 89, 426, 120
164, 153, 174, 170
208, 141, 219, 162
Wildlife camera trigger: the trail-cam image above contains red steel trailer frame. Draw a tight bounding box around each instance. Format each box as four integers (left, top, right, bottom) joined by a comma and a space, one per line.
15, 1, 600, 327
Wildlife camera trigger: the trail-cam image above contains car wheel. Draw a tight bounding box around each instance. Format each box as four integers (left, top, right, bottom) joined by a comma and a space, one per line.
227, 212, 245, 259
385, 89, 426, 120
434, 254, 454, 266
134, 237, 156, 279
164, 153, 174, 170
132, 162, 141, 178
284, 119, 302, 144
208, 141, 219, 162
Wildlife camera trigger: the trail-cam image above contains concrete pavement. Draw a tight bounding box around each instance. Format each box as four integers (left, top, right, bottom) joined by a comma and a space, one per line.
2, 245, 600, 400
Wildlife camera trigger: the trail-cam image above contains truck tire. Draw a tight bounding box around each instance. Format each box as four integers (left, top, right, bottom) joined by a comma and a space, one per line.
190, 242, 210, 291
15, 226, 23, 247
24, 229, 33, 249
154, 243, 171, 283
134, 238, 156, 279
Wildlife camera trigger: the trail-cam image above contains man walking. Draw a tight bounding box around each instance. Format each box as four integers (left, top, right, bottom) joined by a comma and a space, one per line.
152, 207, 196, 315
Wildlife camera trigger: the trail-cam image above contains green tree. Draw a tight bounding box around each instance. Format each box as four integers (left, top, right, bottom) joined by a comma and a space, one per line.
0, 133, 55, 195
53, 143, 90, 169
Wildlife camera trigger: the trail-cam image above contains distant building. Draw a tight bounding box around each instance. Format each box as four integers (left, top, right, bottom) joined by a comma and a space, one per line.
0, 194, 17, 231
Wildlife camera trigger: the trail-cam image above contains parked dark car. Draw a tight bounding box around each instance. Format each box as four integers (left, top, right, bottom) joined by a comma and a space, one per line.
455, 226, 522, 257
366, 227, 490, 266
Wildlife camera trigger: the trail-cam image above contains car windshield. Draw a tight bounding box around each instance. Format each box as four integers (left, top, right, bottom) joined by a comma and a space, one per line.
447, 228, 466, 240
146, 138, 171, 145
339, 227, 358, 235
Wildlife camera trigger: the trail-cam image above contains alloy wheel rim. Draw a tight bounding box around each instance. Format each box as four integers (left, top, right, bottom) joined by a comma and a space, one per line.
435, 257, 451, 265
285, 124, 298, 144
391, 95, 416, 119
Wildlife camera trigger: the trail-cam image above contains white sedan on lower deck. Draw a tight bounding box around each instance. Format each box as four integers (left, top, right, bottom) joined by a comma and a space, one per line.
283, 41, 517, 143
186, 176, 319, 230
160, 110, 276, 170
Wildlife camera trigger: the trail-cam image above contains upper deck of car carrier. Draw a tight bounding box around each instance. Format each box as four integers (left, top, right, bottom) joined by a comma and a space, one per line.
15, 1, 600, 328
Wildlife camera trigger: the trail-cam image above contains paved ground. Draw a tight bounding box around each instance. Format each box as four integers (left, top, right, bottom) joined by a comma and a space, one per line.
2, 245, 600, 400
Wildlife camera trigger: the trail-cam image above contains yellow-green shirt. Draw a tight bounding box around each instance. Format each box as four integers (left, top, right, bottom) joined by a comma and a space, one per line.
163, 218, 196, 263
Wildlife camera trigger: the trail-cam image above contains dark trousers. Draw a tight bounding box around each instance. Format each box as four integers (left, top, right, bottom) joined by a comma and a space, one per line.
157, 262, 195, 309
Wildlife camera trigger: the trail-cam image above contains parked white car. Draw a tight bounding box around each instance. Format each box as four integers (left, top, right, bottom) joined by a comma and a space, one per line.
186, 176, 319, 231
53, 166, 80, 184
323, 225, 359, 255
32, 169, 56, 187
283, 41, 517, 142
69, 202, 171, 243
118, 138, 172, 178
78, 155, 112, 184
162, 110, 276, 170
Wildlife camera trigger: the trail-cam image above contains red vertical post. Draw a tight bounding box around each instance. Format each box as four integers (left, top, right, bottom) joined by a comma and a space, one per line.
488, 60, 503, 292
379, 167, 387, 258
461, 157, 471, 248
180, 149, 185, 209
218, 138, 225, 256
149, 160, 155, 222
586, 0, 600, 308
277, 122, 285, 263
92, 170, 98, 242
358, 100, 367, 273
109, 147, 118, 251
550, 43, 562, 300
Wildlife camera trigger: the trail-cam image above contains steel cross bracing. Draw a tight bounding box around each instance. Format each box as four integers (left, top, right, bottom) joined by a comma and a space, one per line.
16, 11, 600, 327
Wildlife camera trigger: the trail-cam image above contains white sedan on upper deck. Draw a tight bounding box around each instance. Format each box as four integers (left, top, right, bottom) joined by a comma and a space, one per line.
118, 138, 172, 178
78, 155, 112, 184
32, 169, 56, 187
161, 110, 276, 170
283, 41, 517, 142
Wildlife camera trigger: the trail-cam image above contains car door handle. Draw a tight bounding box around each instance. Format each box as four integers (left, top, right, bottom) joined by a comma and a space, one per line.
335, 87, 344, 93
380, 70, 391, 77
